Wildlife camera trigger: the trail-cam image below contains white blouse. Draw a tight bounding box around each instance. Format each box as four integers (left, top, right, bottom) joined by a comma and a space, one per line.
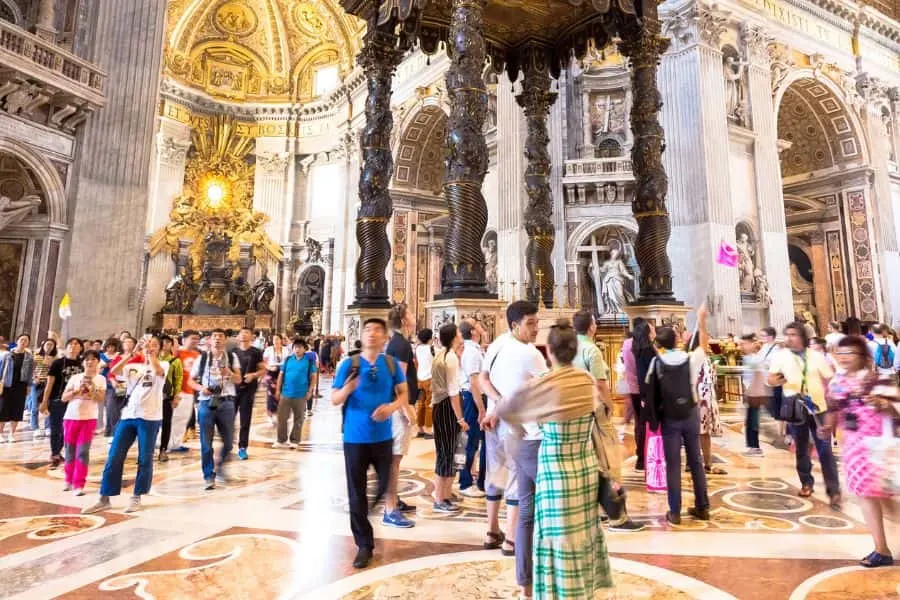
263, 346, 291, 370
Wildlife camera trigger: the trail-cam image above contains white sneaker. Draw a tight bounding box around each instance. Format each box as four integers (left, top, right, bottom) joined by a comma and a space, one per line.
63, 483, 73, 492
33, 430, 43, 441
272, 442, 291, 449
460, 486, 486, 498
82, 497, 111, 514
124, 496, 141, 513
6, 433, 13, 443
73, 488, 85, 497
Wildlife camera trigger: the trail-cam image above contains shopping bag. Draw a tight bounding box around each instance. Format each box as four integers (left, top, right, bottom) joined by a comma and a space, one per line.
645, 424, 667, 492
865, 415, 900, 496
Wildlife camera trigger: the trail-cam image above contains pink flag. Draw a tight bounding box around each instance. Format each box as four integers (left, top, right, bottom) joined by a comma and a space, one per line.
716, 240, 739, 268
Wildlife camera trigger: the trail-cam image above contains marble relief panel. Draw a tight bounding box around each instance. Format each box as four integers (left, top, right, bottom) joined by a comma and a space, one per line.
842, 190, 879, 321
0, 241, 24, 338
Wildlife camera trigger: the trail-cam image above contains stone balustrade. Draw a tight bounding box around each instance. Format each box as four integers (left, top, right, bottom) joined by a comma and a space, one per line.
0, 20, 106, 131
562, 157, 634, 205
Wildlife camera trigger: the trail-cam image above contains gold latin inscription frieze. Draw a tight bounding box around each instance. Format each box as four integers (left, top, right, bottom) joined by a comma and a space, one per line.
739, 0, 854, 54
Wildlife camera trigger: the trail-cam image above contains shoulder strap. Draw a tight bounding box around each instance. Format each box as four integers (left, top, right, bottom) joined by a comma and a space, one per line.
384, 354, 396, 377
197, 351, 209, 379
351, 354, 360, 372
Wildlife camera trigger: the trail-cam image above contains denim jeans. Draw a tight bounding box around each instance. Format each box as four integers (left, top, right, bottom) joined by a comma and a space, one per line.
790, 409, 840, 496
513, 439, 541, 587
48, 399, 67, 458
99, 418, 161, 497
104, 387, 121, 437
745, 406, 760, 449
198, 398, 235, 480
27, 384, 46, 431
661, 407, 709, 515
458, 390, 483, 490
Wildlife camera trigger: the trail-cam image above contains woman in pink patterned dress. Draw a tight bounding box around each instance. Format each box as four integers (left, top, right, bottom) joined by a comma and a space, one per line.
826, 335, 899, 568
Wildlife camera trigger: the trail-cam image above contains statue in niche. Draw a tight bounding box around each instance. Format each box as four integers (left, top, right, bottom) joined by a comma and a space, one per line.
753, 269, 772, 306
305, 237, 322, 264
723, 47, 749, 127
250, 272, 275, 314
736, 232, 756, 293
604, 184, 617, 204
790, 262, 813, 294
0, 195, 40, 232
230, 276, 252, 314
482, 231, 498, 294
595, 248, 635, 316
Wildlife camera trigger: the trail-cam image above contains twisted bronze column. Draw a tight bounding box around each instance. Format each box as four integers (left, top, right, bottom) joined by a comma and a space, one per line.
620, 26, 678, 304
517, 46, 557, 308
439, 0, 492, 298
352, 24, 404, 307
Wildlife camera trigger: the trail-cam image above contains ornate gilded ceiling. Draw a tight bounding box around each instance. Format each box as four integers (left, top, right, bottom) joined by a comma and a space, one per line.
165, 0, 364, 103
778, 78, 862, 178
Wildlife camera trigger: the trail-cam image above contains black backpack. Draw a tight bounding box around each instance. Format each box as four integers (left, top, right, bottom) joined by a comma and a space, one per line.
655, 357, 695, 420
340, 354, 397, 432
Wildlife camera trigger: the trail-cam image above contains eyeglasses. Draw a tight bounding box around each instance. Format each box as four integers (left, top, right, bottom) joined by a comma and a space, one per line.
834, 351, 863, 357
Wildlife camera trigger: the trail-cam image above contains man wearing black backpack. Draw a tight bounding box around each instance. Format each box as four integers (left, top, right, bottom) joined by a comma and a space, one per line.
644, 324, 710, 526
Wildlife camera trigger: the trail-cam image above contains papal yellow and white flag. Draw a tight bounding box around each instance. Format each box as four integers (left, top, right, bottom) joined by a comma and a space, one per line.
58, 293, 72, 320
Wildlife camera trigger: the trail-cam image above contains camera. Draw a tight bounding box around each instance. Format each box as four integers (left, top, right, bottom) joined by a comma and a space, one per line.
207, 384, 223, 397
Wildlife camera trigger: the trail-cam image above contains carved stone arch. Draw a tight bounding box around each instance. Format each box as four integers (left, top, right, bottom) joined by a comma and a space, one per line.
0, 138, 66, 227
773, 69, 870, 171
294, 263, 325, 310
291, 44, 342, 101
391, 104, 449, 196
0, 0, 23, 24
595, 136, 625, 157
391, 95, 451, 156
565, 216, 637, 262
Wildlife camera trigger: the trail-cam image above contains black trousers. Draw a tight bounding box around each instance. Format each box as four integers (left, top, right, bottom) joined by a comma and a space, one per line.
160, 398, 173, 452
631, 394, 646, 469
344, 440, 392, 550
235, 385, 257, 450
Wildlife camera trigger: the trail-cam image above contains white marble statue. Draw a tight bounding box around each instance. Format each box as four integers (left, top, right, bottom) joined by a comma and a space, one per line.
596, 248, 634, 315
483, 237, 498, 294
724, 55, 748, 125
737, 232, 756, 293
0, 195, 40, 232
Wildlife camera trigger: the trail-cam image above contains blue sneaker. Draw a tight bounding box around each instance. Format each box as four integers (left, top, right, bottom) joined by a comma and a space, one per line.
238, 448, 249, 461
383, 509, 415, 528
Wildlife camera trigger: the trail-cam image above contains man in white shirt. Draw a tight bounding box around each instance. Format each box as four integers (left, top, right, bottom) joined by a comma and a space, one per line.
480, 301, 548, 599
83, 335, 169, 514
767, 322, 840, 508
868, 324, 897, 380
824, 321, 845, 351
458, 319, 486, 497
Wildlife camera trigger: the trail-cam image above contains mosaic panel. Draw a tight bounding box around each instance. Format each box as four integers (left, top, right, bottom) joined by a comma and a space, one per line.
843, 190, 879, 321
392, 212, 408, 304
825, 230, 848, 321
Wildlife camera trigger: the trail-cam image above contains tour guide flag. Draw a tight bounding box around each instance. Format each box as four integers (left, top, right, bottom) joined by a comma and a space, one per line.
58, 293, 72, 320
716, 240, 739, 268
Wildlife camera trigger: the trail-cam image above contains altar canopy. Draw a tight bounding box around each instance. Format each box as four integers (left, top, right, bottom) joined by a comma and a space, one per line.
341, 0, 679, 309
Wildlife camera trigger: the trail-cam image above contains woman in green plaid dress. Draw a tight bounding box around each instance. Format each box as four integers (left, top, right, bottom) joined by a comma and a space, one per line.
496, 320, 614, 599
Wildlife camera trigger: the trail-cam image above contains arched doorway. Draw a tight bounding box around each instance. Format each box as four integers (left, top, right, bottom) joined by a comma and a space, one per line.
776, 76, 872, 330
293, 265, 325, 336
0, 145, 64, 340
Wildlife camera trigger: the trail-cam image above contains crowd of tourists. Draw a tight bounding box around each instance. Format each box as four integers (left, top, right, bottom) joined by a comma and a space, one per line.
0, 305, 897, 597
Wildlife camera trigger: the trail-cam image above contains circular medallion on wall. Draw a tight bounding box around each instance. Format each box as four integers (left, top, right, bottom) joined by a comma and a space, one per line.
214, 2, 258, 37
293, 2, 327, 38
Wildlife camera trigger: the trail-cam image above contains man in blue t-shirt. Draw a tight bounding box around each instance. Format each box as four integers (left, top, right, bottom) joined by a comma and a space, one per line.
274, 339, 318, 448
332, 317, 408, 569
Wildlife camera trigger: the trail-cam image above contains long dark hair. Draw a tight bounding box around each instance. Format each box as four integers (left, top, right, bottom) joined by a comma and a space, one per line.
632, 320, 654, 358
438, 323, 457, 357
38, 339, 58, 358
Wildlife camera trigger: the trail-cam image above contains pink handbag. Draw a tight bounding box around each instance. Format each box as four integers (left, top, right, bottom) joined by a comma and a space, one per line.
645, 423, 667, 492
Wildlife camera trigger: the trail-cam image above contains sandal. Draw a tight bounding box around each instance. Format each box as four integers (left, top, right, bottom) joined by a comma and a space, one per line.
860, 551, 894, 568
483, 530, 505, 550
705, 466, 727, 475
501, 539, 516, 557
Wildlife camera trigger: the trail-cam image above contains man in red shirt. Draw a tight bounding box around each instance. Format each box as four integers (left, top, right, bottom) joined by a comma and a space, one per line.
169, 330, 200, 452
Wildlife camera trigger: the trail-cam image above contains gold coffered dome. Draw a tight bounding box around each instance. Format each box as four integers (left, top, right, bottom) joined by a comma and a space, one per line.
165, 0, 363, 103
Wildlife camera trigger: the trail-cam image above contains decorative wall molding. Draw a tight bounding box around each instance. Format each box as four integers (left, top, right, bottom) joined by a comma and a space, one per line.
157, 134, 191, 165
256, 151, 292, 175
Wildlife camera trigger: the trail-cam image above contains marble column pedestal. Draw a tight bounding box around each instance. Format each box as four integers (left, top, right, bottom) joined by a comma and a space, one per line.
343, 306, 393, 349
623, 303, 693, 332
426, 298, 508, 345
535, 307, 577, 346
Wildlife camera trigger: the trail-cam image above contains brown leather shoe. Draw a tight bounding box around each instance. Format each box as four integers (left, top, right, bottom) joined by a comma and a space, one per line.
829, 494, 842, 510
799, 485, 814, 498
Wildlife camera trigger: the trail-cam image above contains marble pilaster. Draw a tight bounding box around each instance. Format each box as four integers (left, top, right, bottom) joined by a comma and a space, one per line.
332, 132, 358, 332
742, 31, 793, 332
496, 75, 527, 303
143, 118, 191, 320
64, 0, 166, 336
321, 239, 335, 335
659, 5, 740, 334
549, 71, 567, 299
860, 90, 900, 324
254, 138, 295, 244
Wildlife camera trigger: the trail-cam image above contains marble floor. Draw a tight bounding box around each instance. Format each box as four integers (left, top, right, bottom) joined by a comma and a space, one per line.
0, 380, 898, 599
